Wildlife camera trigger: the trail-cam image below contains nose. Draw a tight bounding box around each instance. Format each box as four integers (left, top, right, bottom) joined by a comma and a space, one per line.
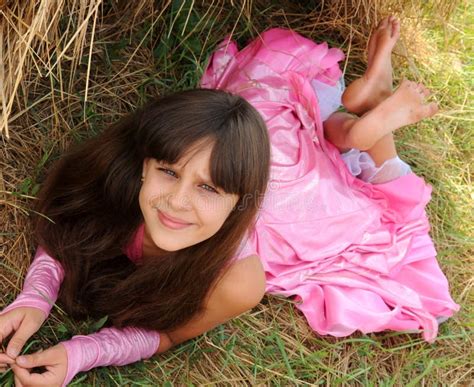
167, 179, 192, 211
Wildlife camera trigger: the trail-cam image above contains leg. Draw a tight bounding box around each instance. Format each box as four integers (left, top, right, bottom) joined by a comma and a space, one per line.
335, 82, 437, 185
342, 16, 400, 115
325, 16, 437, 166
325, 81, 437, 165
324, 113, 398, 166
325, 115, 396, 166
323, 112, 357, 153
366, 133, 397, 167
325, 16, 401, 162
346, 80, 437, 152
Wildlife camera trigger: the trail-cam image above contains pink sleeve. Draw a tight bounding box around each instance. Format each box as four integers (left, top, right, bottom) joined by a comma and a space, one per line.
61, 326, 160, 386
1, 244, 160, 386
2, 243, 160, 386
1, 246, 64, 318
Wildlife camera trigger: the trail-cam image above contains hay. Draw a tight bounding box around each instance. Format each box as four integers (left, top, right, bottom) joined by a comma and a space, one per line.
0, 0, 461, 138
0, 0, 471, 385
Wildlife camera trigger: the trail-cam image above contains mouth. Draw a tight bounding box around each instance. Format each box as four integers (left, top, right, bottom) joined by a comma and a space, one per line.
157, 210, 193, 230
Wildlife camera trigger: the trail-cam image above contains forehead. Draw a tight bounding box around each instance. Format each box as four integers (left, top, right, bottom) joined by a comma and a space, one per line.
167, 141, 214, 176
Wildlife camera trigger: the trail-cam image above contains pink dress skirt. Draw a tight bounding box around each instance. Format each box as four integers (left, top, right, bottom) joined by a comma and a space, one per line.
199, 28, 459, 342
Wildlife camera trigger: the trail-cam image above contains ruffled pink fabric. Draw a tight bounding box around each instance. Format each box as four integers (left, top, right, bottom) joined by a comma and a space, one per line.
200, 28, 459, 342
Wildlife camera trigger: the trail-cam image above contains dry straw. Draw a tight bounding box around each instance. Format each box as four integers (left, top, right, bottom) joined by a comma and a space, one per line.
0, 0, 460, 138
0, 0, 154, 138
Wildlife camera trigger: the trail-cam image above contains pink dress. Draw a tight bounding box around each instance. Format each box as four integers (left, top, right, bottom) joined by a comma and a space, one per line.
197, 28, 459, 342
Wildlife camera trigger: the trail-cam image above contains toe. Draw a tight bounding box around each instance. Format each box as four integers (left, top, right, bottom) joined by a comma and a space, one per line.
421, 85, 431, 97
391, 18, 400, 38
400, 79, 414, 89
428, 102, 439, 116
378, 16, 389, 30
422, 102, 438, 118
416, 83, 430, 97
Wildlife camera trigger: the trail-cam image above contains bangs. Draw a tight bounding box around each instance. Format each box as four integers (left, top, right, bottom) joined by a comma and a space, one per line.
149, 132, 245, 196
151, 136, 244, 196
209, 129, 247, 196
138, 89, 269, 197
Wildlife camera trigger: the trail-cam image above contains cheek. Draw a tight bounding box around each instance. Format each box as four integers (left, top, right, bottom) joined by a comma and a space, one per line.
139, 179, 167, 207
199, 197, 235, 229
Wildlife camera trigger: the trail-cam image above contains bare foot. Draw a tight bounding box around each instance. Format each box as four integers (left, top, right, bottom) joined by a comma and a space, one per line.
342, 15, 400, 115
347, 80, 438, 150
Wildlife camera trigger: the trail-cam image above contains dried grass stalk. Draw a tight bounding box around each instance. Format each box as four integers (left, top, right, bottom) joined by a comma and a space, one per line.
0, 0, 460, 138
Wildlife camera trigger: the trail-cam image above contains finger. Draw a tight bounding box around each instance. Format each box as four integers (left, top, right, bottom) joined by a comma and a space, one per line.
12, 364, 30, 386
0, 315, 16, 343
6, 320, 41, 358
16, 347, 59, 368
0, 353, 15, 364
14, 373, 25, 387
12, 363, 57, 386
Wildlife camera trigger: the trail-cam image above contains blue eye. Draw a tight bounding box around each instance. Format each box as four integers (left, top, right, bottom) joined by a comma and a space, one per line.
201, 184, 218, 194
158, 166, 218, 193
158, 168, 177, 177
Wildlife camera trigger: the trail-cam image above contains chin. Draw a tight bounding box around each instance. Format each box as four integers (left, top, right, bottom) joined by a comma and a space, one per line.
152, 237, 183, 252
160, 245, 182, 252
154, 233, 210, 252
151, 234, 193, 252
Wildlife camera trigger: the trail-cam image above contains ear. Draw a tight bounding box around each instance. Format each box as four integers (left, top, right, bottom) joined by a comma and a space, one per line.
142, 158, 151, 178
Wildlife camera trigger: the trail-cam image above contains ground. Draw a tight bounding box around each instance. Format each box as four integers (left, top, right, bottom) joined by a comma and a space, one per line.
0, 0, 472, 385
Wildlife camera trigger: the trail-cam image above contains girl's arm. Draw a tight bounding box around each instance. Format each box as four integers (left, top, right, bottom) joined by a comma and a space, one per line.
11, 326, 162, 386
60, 326, 161, 385
0, 247, 64, 361
5, 248, 166, 385
1, 246, 64, 317
61, 254, 265, 384
166, 254, 265, 347
12, 254, 265, 385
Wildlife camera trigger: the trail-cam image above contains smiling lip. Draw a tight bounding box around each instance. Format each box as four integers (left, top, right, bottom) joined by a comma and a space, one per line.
157, 210, 193, 230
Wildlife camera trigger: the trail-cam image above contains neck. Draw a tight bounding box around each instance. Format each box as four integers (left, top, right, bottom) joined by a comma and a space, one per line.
142, 224, 168, 259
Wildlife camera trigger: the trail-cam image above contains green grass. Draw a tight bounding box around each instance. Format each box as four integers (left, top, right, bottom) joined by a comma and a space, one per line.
1, 0, 472, 385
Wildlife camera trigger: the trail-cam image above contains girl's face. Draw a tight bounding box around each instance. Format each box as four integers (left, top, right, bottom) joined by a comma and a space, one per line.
139, 143, 239, 253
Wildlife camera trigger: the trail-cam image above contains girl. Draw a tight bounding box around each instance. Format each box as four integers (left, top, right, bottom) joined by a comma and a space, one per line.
1, 16, 458, 385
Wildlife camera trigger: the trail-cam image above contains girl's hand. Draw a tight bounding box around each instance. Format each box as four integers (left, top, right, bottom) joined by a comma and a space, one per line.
11, 344, 67, 387
0, 307, 46, 368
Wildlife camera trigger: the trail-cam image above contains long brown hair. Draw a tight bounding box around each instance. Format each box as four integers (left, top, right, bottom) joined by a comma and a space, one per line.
34, 89, 270, 331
